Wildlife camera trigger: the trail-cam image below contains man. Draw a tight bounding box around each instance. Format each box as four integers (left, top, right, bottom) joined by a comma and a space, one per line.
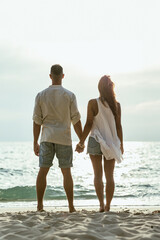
33, 64, 82, 212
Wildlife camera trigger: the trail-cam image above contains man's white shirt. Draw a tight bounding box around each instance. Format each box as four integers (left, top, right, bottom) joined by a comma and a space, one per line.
33, 85, 80, 146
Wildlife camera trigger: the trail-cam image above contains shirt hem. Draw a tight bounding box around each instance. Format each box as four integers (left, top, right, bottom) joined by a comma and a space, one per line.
40, 139, 72, 146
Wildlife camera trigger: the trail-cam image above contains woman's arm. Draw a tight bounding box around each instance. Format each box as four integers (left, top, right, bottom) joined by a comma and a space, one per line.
115, 102, 124, 154
76, 100, 95, 152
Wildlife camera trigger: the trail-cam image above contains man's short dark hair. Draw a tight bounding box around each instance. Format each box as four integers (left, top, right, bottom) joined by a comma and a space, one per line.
50, 64, 63, 76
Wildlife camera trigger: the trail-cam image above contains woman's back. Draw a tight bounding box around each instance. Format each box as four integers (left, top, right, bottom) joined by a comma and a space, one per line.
90, 98, 122, 163
91, 98, 118, 141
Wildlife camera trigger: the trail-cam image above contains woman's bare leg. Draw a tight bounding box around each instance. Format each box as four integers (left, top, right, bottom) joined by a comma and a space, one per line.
104, 158, 115, 211
90, 154, 104, 212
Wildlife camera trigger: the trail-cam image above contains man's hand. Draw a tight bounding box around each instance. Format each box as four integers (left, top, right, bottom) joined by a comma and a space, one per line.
34, 142, 40, 156
75, 143, 85, 153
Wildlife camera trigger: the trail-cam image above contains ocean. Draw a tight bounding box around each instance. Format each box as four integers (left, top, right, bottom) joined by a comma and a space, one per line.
0, 141, 160, 209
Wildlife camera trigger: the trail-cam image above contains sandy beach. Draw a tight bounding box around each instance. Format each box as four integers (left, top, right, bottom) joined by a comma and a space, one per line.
0, 206, 160, 240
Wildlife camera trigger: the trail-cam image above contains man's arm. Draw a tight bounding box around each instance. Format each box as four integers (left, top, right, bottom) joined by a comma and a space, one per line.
73, 120, 83, 140
32, 93, 43, 156
70, 94, 83, 140
33, 122, 41, 156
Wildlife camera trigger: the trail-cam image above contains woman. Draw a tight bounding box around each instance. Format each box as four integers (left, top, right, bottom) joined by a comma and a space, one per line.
76, 75, 123, 212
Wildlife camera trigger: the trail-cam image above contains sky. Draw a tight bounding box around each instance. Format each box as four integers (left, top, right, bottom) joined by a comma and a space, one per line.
0, 0, 160, 141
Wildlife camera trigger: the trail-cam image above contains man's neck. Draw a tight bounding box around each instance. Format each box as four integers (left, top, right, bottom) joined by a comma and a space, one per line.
52, 81, 62, 86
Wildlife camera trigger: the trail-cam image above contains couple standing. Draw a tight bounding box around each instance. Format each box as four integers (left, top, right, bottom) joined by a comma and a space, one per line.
33, 64, 123, 213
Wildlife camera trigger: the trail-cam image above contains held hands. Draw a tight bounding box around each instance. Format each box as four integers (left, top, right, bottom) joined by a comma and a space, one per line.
34, 142, 40, 156
75, 143, 85, 153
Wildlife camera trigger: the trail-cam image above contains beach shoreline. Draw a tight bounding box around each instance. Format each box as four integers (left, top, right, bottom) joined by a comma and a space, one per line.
0, 205, 160, 214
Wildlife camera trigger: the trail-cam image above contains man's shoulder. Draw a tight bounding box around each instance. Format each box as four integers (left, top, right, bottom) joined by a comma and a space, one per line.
62, 87, 75, 97
36, 86, 76, 100
36, 87, 50, 96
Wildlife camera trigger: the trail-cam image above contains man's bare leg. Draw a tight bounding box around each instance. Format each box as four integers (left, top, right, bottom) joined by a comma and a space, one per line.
36, 167, 50, 211
104, 159, 115, 211
61, 168, 76, 213
90, 154, 104, 212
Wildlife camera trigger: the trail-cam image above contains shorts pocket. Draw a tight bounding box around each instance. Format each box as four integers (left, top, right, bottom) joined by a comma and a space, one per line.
88, 137, 99, 148
40, 142, 52, 157
87, 137, 102, 155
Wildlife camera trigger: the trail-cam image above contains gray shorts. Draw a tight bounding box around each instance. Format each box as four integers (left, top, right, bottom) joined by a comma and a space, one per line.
87, 137, 102, 155
39, 142, 73, 168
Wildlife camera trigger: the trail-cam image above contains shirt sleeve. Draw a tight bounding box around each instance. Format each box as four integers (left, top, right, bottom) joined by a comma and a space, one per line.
70, 94, 81, 125
32, 93, 43, 125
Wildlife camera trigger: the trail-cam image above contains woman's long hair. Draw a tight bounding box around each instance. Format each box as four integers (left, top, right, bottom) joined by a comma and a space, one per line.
98, 75, 117, 119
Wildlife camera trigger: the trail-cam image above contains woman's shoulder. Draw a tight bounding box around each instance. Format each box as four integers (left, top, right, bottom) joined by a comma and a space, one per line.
88, 99, 98, 116
88, 98, 98, 105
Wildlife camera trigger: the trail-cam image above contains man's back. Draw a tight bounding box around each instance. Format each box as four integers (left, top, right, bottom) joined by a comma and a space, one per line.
33, 85, 80, 145
33, 64, 82, 213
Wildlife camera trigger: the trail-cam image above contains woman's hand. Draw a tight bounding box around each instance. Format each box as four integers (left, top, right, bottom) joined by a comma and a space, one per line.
120, 144, 124, 154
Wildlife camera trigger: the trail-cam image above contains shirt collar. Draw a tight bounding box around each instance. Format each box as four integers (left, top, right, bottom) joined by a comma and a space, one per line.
49, 85, 62, 88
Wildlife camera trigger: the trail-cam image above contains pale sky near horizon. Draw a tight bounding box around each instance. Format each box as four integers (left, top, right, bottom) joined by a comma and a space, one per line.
0, 0, 160, 141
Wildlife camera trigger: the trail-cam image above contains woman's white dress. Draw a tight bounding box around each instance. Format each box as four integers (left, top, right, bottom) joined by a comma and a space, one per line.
90, 98, 123, 163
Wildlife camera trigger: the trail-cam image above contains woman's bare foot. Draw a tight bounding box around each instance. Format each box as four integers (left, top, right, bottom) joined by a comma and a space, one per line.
105, 205, 110, 212
99, 207, 105, 212
99, 204, 105, 212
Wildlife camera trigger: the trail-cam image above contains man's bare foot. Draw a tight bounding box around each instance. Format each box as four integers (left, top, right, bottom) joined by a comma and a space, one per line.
105, 205, 110, 212
69, 206, 76, 213
37, 209, 45, 212
37, 204, 44, 212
